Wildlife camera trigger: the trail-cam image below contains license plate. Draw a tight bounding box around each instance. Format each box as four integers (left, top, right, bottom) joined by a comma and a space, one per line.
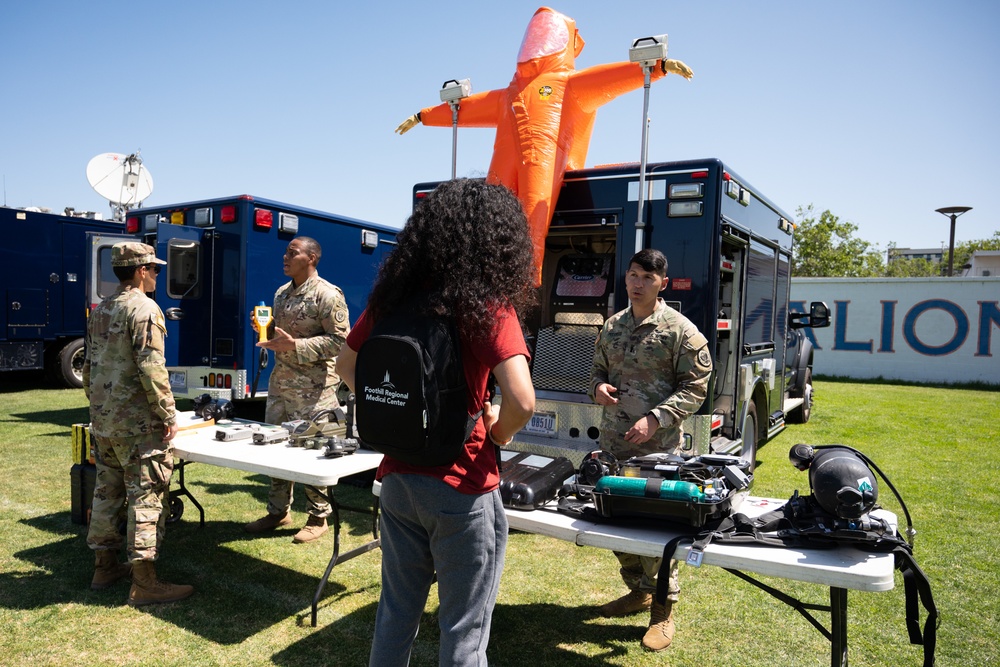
168, 370, 187, 391
524, 411, 557, 437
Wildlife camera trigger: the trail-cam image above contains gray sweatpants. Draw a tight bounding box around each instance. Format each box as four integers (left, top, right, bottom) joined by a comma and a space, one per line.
369, 473, 508, 667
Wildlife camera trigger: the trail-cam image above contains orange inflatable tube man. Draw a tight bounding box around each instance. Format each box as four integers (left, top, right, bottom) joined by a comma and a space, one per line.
396, 6, 692, 283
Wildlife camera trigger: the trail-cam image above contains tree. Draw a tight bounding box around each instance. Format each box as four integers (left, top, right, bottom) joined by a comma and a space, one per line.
792, 205, 884, 277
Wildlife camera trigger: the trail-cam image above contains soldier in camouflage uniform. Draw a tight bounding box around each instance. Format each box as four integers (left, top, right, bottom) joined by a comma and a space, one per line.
589, 248, 712, 652
244, 236, 350, 543
83, 242, 194, 606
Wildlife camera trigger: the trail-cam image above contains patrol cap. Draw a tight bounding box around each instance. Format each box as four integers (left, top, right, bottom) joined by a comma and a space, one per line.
111, 242, 167, 267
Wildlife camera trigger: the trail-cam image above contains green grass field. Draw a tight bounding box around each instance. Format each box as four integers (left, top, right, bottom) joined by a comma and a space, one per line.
1, 373, 997, 666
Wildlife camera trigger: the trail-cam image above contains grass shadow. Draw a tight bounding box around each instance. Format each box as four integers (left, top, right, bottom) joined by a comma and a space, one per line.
172, 470, 379, 540
7, 516, 362, 644
275, 601, 637, 667
4, 406, 91, 430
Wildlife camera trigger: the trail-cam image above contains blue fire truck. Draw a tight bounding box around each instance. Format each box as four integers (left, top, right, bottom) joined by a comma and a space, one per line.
1, 206, 124, 387
86, 195, 396, 405
415, 158, 830, 467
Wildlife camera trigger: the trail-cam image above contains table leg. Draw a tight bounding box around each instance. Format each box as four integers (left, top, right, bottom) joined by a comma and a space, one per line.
725, 569, 853, 664
310, 492, 382, 627
171, 460, 206, 527
830, 587, 848, 667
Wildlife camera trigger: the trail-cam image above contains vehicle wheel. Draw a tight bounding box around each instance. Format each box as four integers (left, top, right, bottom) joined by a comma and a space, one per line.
167, 496, 184, 524
740, 400, 758, 471
54, 338, 86, 389
788, 369, 813, 424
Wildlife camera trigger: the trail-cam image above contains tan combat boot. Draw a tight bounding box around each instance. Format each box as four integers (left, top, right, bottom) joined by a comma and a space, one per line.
91, 550, 132, 590
293, 515, 329, 543
598, 589, 652, 617
243, 512, 292, 533
641, 599, 675, 651
127, 561, 194, 606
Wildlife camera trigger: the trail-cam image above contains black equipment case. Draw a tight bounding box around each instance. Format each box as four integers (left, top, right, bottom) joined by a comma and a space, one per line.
499, 451, 575, 510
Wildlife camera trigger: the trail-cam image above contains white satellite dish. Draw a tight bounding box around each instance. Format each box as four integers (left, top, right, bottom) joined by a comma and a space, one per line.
86, 151, 154, 220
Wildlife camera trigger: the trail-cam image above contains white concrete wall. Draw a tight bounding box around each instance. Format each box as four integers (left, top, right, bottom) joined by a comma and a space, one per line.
789, 278, 1000, 385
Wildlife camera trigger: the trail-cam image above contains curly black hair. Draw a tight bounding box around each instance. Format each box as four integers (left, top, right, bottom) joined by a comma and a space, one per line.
367, 179, 536, 340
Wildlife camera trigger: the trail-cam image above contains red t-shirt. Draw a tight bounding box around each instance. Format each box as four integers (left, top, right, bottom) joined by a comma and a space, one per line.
346, 305, 530, 495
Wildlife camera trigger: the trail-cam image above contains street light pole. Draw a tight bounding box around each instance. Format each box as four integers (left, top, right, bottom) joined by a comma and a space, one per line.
935, 206, 972, 276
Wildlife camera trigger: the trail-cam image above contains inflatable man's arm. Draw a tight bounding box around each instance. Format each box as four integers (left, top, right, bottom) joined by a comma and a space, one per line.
395, 89, 506, 134
569, 59, 693, 114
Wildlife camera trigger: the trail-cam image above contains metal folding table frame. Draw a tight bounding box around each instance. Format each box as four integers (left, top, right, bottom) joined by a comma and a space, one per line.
504, 497, 898, 667
170, 423, 384, 626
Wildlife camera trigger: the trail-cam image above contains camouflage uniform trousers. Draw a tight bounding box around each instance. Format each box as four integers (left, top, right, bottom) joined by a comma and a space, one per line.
262, 392, 333, 519
605, 437, 684, 603
86, 432, 173, 562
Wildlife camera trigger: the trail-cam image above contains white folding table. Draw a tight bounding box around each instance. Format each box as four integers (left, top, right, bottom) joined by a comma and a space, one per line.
170, 423, 383, 626
505, 497, 898, 667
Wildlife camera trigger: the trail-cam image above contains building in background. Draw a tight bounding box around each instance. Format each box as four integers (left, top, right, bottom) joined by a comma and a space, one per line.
887, 246, 944, 264
960, 250, 1000, 278
790, 277, 1000, 385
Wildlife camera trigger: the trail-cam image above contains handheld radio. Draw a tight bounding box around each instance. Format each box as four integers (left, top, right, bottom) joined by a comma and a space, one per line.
252, 302, 273, 343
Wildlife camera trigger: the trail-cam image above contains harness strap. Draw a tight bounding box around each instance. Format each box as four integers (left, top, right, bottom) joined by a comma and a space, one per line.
655, 535, 692, 604
894, 545, 938, 667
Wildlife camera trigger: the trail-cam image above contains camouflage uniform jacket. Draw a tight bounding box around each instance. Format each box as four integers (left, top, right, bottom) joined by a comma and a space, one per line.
83, 285, 176, 438
268, 273, 350, 409
589, 298, 712, 454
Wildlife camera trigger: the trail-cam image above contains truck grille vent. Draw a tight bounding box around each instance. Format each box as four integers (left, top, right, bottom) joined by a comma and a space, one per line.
531, 324, 601, 394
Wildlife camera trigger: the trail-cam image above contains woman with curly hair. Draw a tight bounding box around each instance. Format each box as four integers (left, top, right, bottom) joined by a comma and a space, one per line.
337, 179, 536, 666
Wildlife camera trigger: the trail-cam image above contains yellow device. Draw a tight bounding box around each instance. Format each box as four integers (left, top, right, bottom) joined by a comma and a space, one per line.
252, 302, 273, 343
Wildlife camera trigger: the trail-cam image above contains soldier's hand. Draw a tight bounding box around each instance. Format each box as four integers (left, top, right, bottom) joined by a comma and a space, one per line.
258, 326, 296, 352
594, 383, 619, 406
624, 414, 658, 444
395, 113, 421, 135
163, 423, 179, 443
661, 58, 693, 79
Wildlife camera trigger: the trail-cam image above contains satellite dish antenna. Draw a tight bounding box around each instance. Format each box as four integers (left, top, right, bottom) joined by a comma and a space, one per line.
86, 151, 154, 221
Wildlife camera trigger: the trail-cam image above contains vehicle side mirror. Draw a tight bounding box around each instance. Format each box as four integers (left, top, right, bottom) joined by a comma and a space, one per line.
788, 301, 831, 329
808, 301, 830, 328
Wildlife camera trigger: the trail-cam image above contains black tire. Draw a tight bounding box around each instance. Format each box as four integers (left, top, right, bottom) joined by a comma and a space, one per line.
740, 400, 759, 471
54, 338, 86, 389
788, 369, 813, 424
167, 496, 184, 524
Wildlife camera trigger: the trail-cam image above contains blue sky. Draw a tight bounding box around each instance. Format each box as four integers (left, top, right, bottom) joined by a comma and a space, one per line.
2, 1, 997, 252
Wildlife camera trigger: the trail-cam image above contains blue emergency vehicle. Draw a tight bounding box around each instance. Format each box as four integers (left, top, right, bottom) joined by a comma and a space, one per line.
415, 158, 830, 467
1, 206, 124, 387
86, 195, 396, 404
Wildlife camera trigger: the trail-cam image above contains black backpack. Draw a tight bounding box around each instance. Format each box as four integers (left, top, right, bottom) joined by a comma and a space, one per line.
354, 307, 481, 466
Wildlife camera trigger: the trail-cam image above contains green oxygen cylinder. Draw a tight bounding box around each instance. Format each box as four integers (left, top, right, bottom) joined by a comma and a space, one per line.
594, 475, 705, 502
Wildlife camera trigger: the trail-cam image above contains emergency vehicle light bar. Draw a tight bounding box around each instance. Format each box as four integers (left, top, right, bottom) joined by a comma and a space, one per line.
194, 208, 213, 227
254, 208, 273, 230
278, 213, 299, 234
668, 201, 703, 217
669, 183, 703, 199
